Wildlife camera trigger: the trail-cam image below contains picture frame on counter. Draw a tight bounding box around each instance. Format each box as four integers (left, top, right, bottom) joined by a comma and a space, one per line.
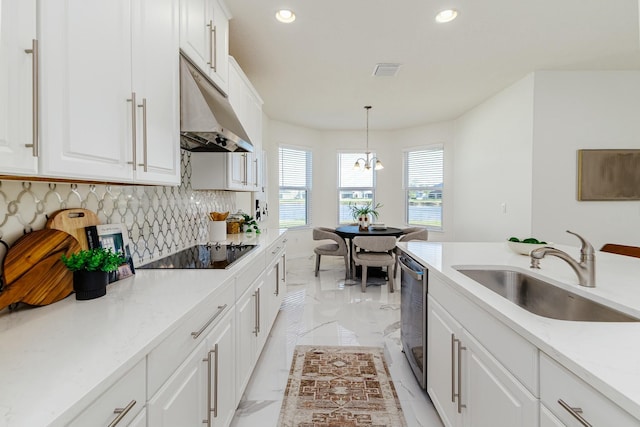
85, 224, 135, 282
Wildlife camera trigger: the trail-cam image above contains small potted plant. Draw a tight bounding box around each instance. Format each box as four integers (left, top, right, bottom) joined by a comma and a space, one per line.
61, 248, 125, 300
241, 214, 261, 234
348, 202, 383, 230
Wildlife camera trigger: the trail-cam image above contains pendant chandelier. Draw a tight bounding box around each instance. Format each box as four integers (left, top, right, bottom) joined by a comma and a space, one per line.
353, 106, 384, 171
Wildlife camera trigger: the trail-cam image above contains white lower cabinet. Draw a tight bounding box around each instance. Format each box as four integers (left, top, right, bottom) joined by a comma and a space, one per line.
68, 359, 146, 427
128, 406, 148, 427
540, 352, 638, 427
427, 294, 538, 427
235, 273, 266, 400
540, 404, 565, 427
148, 307, 235, 427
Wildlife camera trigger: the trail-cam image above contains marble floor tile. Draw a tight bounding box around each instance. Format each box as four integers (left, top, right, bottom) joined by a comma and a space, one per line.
230, 256, 443, 427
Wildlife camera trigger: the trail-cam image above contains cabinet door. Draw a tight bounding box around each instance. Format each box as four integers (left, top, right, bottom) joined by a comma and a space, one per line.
235, 285, 258, 401
69, 359, 146, 427
540, 405, 566, 427
0, 0, 38, 175
39, 0, 134, 182
427, 295, 462, 427
229, 152, 248, 189
208, 310, 236, 427
148, 339, 208, 427
179, 0, 210, 73
462, 329, 538, 427
209, 0, 229, 93
131, 0, 180, 185
128, 408, 147, 427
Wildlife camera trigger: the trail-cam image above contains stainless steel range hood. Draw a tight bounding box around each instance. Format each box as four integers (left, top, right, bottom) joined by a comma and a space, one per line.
180, 53, 253, 153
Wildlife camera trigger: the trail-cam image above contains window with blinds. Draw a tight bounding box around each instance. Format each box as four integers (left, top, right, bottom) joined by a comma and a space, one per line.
279, 146, 312, 228
404, 146, 443, 230
338, 152, 376, 224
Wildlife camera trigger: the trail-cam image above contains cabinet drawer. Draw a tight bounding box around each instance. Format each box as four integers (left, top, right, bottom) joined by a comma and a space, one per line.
68, 359, 145, 427
266, 234, 287, 267
148, 280, 235, 396
236, 251, 266, 297
540, 352, 638, 426
429, 274, 538, 395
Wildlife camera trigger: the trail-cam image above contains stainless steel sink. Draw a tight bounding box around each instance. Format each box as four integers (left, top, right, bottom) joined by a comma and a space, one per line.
456, 268, 639, 322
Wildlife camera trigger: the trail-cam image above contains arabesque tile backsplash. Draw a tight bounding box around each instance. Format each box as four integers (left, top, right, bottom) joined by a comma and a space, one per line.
0, 151, 236, 272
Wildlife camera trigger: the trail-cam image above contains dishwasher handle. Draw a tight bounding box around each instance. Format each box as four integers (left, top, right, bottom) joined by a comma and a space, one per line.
399, 255, 426, 281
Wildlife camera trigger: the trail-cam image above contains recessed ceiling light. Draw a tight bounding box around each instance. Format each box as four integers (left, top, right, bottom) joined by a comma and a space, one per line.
276, 9, 296, 23
435, 9, 458, 23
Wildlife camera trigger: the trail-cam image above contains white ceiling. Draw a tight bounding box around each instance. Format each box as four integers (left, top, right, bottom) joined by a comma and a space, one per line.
226, 0, 640, 131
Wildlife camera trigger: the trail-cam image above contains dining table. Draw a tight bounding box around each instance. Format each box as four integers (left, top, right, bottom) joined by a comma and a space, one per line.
334, 225, 405, 279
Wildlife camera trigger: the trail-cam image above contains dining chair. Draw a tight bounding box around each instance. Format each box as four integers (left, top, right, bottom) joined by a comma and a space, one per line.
352, 236, 396, 293
313, 227, 350, 278
394, 227, 428, 278
600, 243, 640, 259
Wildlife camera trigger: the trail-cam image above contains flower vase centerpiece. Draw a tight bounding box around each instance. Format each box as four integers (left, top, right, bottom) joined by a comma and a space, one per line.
348, 202, 383, 231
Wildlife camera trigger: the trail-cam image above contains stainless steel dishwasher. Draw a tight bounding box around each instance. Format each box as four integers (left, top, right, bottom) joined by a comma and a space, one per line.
399, 250, 428, 389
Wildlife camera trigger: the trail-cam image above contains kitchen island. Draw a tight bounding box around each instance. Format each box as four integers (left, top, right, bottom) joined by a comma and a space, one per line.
0, 229, 287, 427
398, 241, 640, 426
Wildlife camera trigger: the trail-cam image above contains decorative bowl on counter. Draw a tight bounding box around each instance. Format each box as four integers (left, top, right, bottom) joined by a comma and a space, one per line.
507, 240, 554, 255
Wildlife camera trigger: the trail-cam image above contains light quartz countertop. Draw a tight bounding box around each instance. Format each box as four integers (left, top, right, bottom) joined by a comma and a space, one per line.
397, 241, 640, 421
0, 229, 286, 427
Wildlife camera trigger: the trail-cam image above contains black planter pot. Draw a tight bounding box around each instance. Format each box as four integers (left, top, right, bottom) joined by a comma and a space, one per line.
73, 270, 108, 300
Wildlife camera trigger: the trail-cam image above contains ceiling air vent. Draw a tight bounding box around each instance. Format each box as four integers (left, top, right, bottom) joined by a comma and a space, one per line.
372, 63, 401, 77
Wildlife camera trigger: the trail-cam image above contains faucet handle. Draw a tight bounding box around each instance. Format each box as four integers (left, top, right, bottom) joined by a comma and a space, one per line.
566, 230, 594, 256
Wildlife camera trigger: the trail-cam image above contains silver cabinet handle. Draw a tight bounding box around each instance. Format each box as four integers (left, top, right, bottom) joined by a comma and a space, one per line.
282, 254, 286, 282
253, 289, 260, 336
257, 288, 261, 334
24, 39, 39, 157
108, 399, 136, 427
137, 98, 148, 171
243, 153, 248, 185
127, 92, 137, 170
451, 334, 456, 403
191, 304, 227, 339
212, 343, 219, 418
274, 264, 279, 296
271, 246, 280, 255
456, 337, 467, 414
202, 344, 219, 425
558, 399, 592, 427
253, 290, 259, 336
207, 20, 216, 71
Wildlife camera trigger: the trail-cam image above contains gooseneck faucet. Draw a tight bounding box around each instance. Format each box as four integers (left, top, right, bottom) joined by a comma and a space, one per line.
530, 230, 596, 287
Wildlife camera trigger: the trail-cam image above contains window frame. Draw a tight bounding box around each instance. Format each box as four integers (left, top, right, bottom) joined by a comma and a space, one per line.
403, 145, 444, 231
278, 145, 312, 229
337, 151, 378, 225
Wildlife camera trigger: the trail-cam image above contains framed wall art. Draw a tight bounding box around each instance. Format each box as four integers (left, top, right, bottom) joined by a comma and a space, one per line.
577, 149, 640, 201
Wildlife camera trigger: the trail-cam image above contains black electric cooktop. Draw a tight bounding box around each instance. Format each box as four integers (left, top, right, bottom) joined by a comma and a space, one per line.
138, 243, 258, 270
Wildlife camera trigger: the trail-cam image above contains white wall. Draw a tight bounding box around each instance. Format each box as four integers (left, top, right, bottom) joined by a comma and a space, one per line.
531, 71, 640, 249
263, 70, 640, 257
452, 74, 535, 241
265, 118, 454, 258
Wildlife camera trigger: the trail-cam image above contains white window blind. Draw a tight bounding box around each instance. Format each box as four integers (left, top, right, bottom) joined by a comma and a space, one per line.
404, 146, 443, 230
338, 152, 376, 224
279, 147, 312, 228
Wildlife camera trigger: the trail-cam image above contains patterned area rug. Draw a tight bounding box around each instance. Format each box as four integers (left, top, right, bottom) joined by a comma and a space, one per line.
278, 345, 408, 427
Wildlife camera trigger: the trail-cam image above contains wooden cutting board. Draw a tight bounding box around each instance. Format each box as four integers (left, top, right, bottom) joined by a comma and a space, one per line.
0, 229, 81, 310
46, 208, 100, 250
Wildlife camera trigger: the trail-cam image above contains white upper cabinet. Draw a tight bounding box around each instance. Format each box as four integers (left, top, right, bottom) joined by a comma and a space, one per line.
37, 0, 180, 184
131, 0, 180, 185
0, 0, 39, 176
39, 0, 135, 182
228, 56, 263, 149
180, 0, 230, 94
